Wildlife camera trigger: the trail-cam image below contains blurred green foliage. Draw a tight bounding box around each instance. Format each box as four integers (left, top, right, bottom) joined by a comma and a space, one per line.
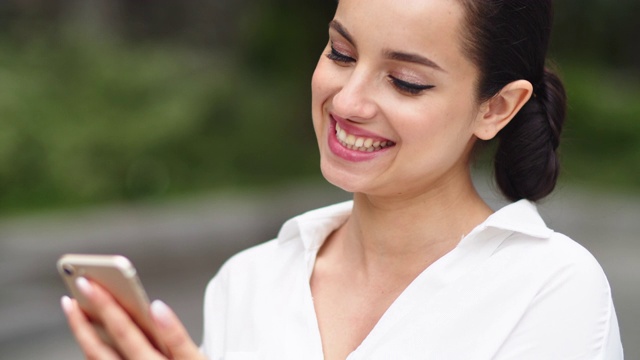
0, 37, 320, 212
561, 65, 640, 189
0, 0, 638, 214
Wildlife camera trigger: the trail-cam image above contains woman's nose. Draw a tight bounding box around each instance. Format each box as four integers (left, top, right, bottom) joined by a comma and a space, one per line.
332, 69, 377, 121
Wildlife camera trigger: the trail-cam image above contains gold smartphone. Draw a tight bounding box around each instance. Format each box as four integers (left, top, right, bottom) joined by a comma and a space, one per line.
57, 254, 168, 355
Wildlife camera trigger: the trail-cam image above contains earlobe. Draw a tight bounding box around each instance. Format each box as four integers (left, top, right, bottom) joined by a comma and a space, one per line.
474, 80, 533, 140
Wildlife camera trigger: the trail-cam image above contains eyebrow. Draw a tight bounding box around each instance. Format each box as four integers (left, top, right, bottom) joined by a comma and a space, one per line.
329, 20, 356, 47
383, 50, 446, 73
329, 19, 446, 73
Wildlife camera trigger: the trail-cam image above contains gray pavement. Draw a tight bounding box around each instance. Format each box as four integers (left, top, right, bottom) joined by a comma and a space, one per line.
0, 179, 638, 359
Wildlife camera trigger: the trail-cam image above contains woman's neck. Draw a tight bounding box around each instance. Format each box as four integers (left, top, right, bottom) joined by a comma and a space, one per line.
331, 177, 493, 280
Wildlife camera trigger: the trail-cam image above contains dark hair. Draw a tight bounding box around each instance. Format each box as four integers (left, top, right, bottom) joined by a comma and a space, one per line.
458, 0, 567, 201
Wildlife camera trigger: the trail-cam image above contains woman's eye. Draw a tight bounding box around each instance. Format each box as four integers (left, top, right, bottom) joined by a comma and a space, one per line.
326, 45, 355, 64
389, 76, 435, 95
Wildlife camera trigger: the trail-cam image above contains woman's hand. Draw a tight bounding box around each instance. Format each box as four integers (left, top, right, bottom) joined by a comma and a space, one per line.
61, 277, 206, 360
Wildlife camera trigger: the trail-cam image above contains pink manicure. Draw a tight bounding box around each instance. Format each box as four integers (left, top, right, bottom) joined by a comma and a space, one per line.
75, 277, 93, 296
151, 300, 172, 328
61, 296, 73, 314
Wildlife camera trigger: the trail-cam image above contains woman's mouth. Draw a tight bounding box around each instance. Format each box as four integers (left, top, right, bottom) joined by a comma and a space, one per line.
335, 122, 395, 152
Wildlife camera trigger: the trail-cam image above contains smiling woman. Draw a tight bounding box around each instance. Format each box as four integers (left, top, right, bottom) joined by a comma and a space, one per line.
312, 0, 487, 198
61, 0, 623, 359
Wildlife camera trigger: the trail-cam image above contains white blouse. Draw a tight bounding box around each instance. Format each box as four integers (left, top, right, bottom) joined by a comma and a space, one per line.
201, 200, 623, 359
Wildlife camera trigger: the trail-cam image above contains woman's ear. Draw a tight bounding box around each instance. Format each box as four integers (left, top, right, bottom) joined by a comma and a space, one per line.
474, 80, 533, 140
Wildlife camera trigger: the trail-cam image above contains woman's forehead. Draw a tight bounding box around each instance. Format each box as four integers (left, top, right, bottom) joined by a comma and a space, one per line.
332, 0, 469, 72
333, 0, 464, 47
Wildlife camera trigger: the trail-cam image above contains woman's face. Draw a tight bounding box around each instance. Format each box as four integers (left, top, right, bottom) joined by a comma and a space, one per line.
311, 0, 486, 199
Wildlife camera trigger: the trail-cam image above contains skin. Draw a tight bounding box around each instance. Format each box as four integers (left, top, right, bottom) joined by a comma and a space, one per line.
62, 0, 532, 358
310, 0, 532, 359
61, 279, 205, 360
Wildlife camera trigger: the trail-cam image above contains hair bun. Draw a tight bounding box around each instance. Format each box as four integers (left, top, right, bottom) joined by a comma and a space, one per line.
494, 67, 567, 201
539, 68, 566, 150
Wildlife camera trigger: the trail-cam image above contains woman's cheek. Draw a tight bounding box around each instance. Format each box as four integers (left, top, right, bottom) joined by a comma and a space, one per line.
311, 60, 331, 138
311, 59, 333, 102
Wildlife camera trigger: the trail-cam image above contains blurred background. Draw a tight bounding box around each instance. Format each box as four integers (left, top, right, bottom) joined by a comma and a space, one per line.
0, 0, 638, 358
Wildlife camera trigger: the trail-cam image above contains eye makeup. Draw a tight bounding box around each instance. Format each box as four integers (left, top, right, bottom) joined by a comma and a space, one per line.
325, 21, 438, 96
388, 76, 435, 95
326, 44, 355, 63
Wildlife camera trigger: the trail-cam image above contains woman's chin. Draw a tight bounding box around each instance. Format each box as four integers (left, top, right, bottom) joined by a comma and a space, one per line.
320, 163, 372, 195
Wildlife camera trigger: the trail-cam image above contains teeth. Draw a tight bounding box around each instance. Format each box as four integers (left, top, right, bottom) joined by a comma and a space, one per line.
335, 123, 394, 152
338, 129, 347, 142
346, 134, 356, 146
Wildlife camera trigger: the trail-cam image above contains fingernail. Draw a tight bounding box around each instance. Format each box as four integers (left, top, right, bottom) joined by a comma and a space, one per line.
75, 277, 93, 296
61, 296, 73, 314
150, 300, 172, 328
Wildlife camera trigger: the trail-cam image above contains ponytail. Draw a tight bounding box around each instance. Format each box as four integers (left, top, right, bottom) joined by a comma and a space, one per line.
494, 68, 567, 201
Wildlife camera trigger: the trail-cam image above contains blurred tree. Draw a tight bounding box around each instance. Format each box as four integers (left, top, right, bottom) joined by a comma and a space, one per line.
552, 0, 640, 70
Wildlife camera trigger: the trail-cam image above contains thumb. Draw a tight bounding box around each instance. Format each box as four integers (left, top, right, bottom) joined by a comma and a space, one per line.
150, 300, 206, 360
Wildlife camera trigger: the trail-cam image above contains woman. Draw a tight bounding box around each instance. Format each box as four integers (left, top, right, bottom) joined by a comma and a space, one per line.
62, 0, 623, 358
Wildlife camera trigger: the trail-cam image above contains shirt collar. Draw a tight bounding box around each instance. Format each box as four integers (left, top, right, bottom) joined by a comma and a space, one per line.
277, 201, 352, 251
481, 199, 553, 239
277, 199, 553, 252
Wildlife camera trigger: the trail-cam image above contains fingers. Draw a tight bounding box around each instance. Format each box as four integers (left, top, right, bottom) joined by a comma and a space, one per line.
75, 277, 163, 359
61, 277, 204, 360
61, 295, 121, 360
150, 300, 207, 360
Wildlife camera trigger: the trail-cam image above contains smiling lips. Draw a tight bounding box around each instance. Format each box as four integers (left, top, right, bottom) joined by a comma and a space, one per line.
335, 122, 396, 152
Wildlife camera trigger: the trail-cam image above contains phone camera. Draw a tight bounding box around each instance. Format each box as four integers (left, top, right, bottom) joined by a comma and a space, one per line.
62, 264, 75, 276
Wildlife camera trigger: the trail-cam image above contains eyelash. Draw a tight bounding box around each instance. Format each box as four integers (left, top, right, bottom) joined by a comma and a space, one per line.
326, 46, 354, 63
390, 78, 435, 95
325, 45, 435, 96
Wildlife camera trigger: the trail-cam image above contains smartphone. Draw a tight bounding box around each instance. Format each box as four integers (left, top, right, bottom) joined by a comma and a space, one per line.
57, 254, 168, 355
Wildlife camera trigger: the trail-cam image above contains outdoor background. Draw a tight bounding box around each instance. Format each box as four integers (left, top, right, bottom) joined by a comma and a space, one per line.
0, 0, 638, 358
